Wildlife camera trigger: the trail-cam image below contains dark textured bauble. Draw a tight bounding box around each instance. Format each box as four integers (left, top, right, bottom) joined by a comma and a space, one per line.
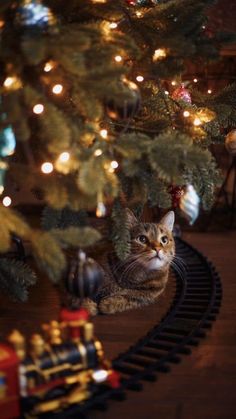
106, 80, 141, 120
65, 251, 104, 299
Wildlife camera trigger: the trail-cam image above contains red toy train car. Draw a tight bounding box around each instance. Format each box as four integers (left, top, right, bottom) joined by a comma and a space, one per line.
0, 308, 120, 418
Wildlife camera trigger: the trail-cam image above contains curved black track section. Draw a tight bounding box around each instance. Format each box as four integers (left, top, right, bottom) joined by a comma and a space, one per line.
41, 238, 222, 418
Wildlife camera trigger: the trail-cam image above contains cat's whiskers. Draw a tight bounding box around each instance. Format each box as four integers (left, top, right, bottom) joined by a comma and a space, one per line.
118, 257, 142, 282
171, 259, 186, 280
172, 256, 187, 276
112, 254, 141, 274
173, 255, 187, 267
118, 252, 152, 282
110, 254, 142, 283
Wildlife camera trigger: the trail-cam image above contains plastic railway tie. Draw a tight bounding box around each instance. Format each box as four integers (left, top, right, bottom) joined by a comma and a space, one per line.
41, 237, 222, 419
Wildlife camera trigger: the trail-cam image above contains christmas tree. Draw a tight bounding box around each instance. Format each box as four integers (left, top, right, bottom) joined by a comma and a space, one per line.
0, 0, 235, 300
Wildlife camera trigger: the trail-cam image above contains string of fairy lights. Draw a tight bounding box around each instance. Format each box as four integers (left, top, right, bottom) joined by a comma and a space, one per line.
0, 0, 223, 213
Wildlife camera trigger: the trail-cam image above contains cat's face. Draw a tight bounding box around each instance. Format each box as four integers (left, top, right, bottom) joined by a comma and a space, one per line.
127, 210, 175, 273
110, 210, 175, 289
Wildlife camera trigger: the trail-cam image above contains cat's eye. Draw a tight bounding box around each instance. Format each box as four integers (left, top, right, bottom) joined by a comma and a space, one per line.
161, 235, 169, 245
137, 235, 148, 244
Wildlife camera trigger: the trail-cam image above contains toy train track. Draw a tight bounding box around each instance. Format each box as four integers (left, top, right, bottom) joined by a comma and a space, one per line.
47, 237, 222, 418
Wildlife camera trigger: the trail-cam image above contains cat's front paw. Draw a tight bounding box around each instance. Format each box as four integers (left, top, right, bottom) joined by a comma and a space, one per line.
99, 296, 127, 314
82, 298, 98, 316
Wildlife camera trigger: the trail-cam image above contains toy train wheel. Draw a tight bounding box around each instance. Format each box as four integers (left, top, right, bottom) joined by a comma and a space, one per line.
21, 386, 66, 413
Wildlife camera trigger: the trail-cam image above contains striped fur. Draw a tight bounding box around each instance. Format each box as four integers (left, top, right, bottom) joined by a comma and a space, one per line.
83, 210, 175, 315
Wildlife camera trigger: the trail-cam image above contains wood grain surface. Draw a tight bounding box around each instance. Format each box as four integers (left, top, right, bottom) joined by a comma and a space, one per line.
0, 230, 236, 419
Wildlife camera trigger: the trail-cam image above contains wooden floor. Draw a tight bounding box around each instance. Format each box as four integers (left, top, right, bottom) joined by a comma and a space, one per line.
0, 230, 236, 419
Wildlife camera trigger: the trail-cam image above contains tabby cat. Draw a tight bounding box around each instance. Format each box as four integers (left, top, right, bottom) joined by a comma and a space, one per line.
83, 209, 175, 315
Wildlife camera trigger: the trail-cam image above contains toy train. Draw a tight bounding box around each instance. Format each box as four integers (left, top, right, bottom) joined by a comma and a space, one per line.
0, 308, 120, 418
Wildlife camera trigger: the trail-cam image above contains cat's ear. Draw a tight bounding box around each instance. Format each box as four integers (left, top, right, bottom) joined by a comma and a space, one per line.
160, 211, 175, 232
125, 208, 138, 228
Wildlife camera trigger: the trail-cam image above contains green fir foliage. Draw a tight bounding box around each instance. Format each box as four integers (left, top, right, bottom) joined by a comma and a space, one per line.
0, 258, 37, 302
0, 0, 235, 297
111, 200, 131, 261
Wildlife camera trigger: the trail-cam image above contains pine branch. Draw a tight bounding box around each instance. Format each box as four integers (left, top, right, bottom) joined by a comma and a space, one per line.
0, 258, 37, 302
111, 200, 131, 261
41, 206, 88, 230
50, 226, 101, 248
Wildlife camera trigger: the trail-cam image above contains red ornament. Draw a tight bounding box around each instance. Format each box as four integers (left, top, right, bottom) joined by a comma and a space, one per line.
172, 84, 192, 104
126, 0, 137, 5
169, 185, 185, 208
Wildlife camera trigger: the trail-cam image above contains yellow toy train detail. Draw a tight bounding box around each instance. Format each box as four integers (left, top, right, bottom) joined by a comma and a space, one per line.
0, 308, 120, 418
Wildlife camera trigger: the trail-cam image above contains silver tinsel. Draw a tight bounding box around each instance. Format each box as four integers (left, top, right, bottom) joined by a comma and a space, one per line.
179, 184, 200, 225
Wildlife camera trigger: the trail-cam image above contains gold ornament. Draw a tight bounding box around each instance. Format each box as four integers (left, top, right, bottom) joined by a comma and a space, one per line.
225, 130, 236, 156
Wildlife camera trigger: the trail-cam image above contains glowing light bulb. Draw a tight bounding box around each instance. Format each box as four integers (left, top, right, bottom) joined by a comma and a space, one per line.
4, 77, 15, 88
114, 55, 122, 63
110, 160, 119, 169
165, 91, 169, 95
193, 78, 198, 83
136, 75, 144, 82
58, 151, 70, 162
153, 48, 167, 61
92, 369, 108, 383
193, 117, 202, 126
96, 202, 106, 218
100, 129, 108, 139
3, 196, 12, 207
41, 162, 53, 174
3, 76, 21, 90
207, 89, 212, 94
52, 84, 63, 94
44, 61, 54, 72
94, 149, 103, 156
33, 104, 44, 114
109, 22, 117, 29
183, 110, 190, 117
171, 81, 177, 86
136, 11, 142, 17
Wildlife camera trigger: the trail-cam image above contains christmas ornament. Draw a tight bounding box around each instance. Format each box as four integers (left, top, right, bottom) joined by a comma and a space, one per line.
0, 161, 7, 195
126, 0, 158, 5
0, 126, 16, 157
106, 79, 141, 120
172, 84, 192, 104
169, 185, 184, 209
179, 184, 200, 225
225, 130, 236, 156
65, 250, 104, 299
15, 0, 56, 32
